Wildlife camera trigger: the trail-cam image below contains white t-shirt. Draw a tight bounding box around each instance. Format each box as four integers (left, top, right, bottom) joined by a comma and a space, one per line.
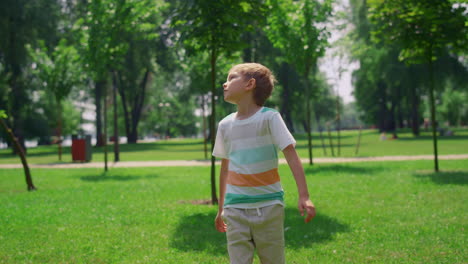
212, 107, 296, 208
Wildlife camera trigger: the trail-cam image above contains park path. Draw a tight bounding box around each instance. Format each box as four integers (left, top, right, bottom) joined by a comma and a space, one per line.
0, 154, 467, 169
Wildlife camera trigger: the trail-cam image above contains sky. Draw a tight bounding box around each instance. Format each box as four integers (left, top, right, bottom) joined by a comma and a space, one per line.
318, 0, 359, 104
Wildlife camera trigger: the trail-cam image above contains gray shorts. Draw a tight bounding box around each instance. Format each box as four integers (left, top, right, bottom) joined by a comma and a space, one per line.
223, 204, 285, 264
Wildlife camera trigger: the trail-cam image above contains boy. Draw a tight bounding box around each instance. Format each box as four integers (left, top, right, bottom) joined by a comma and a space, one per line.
213, 63, 316, 264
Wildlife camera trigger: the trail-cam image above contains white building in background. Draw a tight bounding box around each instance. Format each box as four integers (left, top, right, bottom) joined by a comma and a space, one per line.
70, 90, 128, 146
72, 100, 96, 135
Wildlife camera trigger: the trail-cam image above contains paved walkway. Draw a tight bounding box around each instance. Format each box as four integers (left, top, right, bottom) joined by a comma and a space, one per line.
1, 154, 467, 169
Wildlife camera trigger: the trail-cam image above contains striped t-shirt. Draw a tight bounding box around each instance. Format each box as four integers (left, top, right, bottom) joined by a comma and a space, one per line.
212, 107, 296, 209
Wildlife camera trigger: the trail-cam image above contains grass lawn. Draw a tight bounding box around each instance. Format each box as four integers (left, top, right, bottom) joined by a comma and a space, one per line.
1, 129, 468, 164
0, 160, 466, 263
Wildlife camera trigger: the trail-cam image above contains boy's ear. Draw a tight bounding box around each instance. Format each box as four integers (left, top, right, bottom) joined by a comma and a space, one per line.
245, 78, 256, 91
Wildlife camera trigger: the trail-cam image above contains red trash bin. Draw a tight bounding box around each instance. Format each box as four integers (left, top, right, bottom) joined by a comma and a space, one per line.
72, 138, 86, 162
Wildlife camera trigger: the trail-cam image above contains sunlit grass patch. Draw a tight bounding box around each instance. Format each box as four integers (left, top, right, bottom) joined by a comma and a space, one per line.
0, 160, 466, 263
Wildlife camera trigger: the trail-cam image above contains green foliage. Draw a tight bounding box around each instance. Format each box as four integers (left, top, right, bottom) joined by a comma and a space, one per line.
436, 82, 468, 127
77, 0, 165, 80
140, 74, 199, 138
368, 0, 467, 171
368, 0, 467, 63
27, 39, 83, 102
0, 0, 61, 68
340, 102, 364, 129
5, 0, 467, 156
348, 0, 468, 135
0, 0, 62, 145
173, 0, 265, 58
266, 0, 333, 74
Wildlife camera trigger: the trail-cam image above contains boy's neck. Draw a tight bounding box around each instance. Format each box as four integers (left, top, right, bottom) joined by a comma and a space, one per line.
236, 101, 262, 120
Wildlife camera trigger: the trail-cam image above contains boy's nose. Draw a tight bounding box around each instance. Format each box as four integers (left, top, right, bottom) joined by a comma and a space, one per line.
223, 82, 227, 89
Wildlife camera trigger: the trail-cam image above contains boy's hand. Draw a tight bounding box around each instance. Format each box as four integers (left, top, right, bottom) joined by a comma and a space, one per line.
299, 198, 316, 223
215, 212, 227, 232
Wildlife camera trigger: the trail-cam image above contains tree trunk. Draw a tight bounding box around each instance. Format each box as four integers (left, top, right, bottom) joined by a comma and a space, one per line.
377, 81, 387, 132
57, 99, 63, 161
428, 55, 439, 172
12, 125, 26, 155
327, 123, 335, 157
112, 71, 120, 162
10, 69, 27, 155
95, 80, 105, 147
396, 85, 404, 129
355, 125, 363, 155
210, 48, 218, 205
304, 70, 313, 165
103, 82, 108, 172
408, 69, 420, 136
315, 114, 327, 156
118, 74, 132, 144
202, 95, 208, 160
0, 118, 36, 191
410, 92, 420, 136
130, 69, 150, 144
118, 69, 149, 144
336, 94, 341, 156
279, 63, 294, 132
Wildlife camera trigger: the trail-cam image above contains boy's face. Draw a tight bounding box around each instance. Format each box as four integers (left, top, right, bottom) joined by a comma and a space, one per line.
223, 71, 252, 104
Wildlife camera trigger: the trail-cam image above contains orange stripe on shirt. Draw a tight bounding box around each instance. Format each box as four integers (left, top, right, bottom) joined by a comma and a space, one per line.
227, 168, 280, 187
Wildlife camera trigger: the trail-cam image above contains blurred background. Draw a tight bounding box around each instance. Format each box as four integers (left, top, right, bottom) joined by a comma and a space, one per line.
0, 0, 466, 153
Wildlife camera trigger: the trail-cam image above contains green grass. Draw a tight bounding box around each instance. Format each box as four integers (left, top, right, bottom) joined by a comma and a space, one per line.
1, 160, 466, 263
1, 129, 468, 164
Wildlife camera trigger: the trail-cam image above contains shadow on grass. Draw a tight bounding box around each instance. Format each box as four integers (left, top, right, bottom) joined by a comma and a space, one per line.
413, 170, 468, 185
284, 208, 350, 248
304, 164, 383, 175
169, 208, 349, 255
170, 212, 227, 256
79, 172, 159, 182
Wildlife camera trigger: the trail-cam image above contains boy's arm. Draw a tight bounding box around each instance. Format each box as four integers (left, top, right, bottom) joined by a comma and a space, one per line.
215, 159, 229, 232
282, 144, 316, 223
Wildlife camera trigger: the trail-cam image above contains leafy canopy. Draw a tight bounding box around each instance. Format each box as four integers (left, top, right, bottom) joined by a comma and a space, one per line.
368, 0, 467, 64
266, 0, 333, 74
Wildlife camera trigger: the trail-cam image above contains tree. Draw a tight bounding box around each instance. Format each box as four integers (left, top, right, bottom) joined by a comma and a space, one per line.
369, 0, 468, 172
0, 0, 60, 152
28, 39, 82, 161
0, 110, 36, 191
349, 0, 467, 137
109, 0, 165, 145
173, 0, 265, 204
77, 0, 113, 148
352, 46, 412, 135
77, 0, 165, 169
348, 0, 413, 136
266, 0, 333, 164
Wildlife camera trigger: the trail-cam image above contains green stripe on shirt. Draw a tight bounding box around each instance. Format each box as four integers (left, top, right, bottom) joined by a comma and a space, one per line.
224, 191, 284, 205
261, 107, 277, 113
229, 144, 278, 165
